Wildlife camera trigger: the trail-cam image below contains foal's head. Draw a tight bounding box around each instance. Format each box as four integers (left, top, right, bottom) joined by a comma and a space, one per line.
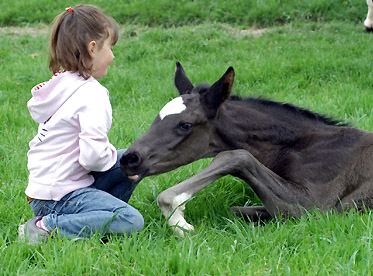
120, 62, 235, 177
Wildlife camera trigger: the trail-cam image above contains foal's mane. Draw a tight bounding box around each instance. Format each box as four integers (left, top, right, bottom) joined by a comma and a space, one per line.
192, 83, 347, 127
229, 95, 348, 127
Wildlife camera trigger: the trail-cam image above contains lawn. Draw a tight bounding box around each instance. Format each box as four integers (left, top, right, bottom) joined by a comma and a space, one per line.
0, 1, 372, 275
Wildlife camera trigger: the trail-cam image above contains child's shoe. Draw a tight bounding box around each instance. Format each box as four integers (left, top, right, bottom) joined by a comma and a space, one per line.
18, 216, 50, 245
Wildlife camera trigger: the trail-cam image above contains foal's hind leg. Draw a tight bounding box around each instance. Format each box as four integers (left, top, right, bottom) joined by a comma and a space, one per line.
230, 206, 272, 223
157, 149, 310, 236
224, 149, 312, 218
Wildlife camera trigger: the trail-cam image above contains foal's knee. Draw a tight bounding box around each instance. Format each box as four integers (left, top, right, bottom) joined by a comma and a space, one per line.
214, 149, 258, 174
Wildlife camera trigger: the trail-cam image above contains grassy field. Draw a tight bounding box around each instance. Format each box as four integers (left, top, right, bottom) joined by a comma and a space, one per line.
1, 0, 373, 275
0, 0, 368, 27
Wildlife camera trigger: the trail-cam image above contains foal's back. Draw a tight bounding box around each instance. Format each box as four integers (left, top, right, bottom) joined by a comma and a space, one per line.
217, 97, 373, 210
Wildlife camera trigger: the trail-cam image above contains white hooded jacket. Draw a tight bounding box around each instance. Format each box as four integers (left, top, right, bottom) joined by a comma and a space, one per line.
26, 71, 117, 201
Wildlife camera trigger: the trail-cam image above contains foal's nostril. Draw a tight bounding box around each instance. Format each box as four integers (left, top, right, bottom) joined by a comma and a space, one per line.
121, 152, 142, 168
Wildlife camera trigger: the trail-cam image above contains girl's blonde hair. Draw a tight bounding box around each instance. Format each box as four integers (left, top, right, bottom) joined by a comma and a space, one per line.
49, 5, 118, 79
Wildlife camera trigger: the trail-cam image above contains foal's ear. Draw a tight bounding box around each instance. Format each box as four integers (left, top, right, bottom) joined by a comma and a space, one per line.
201, 66, 235, 118
174, 62, 195, 95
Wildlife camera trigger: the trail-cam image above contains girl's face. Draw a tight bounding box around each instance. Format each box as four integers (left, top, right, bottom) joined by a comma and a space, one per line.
88, 38, 115, 79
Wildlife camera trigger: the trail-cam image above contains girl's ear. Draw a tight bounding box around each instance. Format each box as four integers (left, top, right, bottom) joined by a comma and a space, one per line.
87, 41, 97, 58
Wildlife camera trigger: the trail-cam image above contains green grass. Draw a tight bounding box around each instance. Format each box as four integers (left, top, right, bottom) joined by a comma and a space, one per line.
0, 0, 368, 27
1, 1, 373, 275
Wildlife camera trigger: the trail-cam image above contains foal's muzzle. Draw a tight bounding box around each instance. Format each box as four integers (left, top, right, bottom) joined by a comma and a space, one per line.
120, 152, 142, 175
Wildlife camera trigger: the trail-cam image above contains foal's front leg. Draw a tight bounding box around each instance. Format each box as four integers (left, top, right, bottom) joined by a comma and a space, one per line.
157, 155, 231, 237
157, 149, 310, 236
156, 150, 272, 236
157, 149, 276, 236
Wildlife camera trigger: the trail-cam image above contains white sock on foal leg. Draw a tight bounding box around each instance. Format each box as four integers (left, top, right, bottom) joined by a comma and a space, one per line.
364, 0, 373, 29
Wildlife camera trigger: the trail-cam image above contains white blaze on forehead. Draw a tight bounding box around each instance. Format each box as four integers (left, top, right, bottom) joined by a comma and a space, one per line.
159, 96, 186, 120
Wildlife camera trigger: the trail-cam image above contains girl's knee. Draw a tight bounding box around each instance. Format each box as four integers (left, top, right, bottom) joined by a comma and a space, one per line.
128, 207, 144, 232
116, 206, 144, 233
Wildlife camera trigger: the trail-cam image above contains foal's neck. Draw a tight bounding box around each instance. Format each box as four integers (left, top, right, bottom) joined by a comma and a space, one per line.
213, 98, 334, 161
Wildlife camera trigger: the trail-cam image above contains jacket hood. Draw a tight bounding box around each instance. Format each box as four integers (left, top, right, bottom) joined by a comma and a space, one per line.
28, 71, 91, 123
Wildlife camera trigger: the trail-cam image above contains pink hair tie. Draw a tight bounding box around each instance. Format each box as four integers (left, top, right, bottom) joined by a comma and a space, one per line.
65, 7, 73, 13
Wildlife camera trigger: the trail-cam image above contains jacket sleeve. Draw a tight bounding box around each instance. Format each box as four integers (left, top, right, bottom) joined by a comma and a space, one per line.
75, 83, 117, 172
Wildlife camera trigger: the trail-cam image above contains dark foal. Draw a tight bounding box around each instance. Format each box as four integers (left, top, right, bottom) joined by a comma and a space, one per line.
121, 62, 373, 236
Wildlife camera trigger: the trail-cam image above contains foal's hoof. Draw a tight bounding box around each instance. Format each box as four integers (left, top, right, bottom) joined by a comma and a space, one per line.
364, 20, 373, 32
172, 222, 195, 238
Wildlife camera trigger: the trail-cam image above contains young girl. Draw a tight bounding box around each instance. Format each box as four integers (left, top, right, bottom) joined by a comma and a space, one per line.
19, 5, 144, 244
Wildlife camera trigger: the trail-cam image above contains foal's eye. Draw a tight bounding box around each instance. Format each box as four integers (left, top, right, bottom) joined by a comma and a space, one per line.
178, 122, 193, 131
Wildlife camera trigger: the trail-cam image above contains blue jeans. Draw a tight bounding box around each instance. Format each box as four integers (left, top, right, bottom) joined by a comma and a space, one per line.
29, 149, 144, 238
